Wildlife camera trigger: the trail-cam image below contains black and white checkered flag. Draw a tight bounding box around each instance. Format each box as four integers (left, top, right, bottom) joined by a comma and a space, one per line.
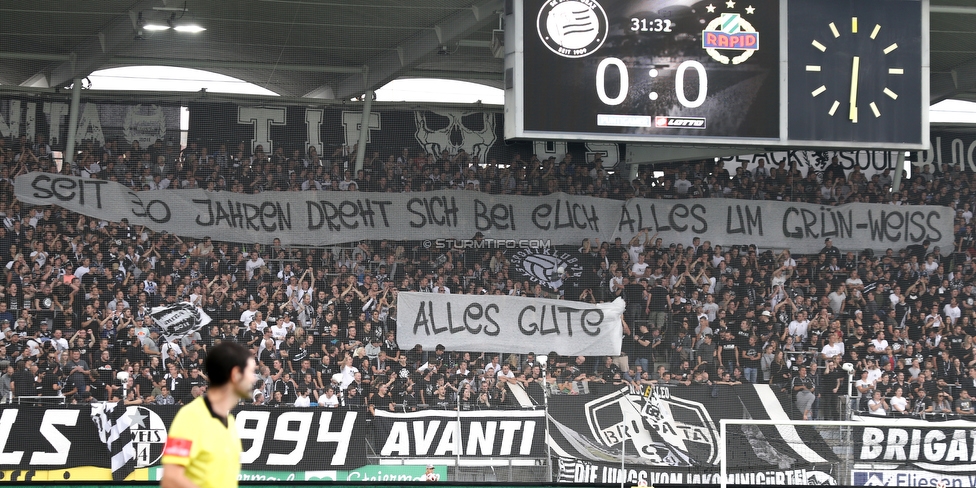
91, 400, 137, 481
556, 457, 576, 483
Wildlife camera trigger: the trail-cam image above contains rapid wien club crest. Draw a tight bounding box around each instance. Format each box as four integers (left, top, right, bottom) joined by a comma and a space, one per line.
702, 3, 759, 65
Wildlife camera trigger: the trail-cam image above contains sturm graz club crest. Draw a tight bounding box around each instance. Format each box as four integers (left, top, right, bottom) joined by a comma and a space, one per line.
537, 0, 609, 58
510, 248, 584, 291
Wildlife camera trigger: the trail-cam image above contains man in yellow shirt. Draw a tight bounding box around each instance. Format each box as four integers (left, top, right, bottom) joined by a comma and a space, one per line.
161, 342, 256, 488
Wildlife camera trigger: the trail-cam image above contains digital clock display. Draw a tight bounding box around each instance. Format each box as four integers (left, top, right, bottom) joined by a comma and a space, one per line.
630, 18, 675, 33
512, 0, 781, 141
505, 0, 927, 150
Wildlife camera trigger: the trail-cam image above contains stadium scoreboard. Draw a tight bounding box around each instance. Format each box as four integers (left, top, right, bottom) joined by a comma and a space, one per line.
504, 0, 928, 150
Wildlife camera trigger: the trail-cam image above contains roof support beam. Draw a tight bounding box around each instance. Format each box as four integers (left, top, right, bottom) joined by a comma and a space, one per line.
930, 5, 976, 15
108, 57, 361, 74
318, 0, 503, 99
403, 69, 503, 82
931, 58, 976, 104
0, 52, 71, 62
43, 0, 169, 88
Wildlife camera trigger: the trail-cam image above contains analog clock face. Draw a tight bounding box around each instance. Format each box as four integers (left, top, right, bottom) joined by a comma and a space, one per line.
787, 0, 923, 146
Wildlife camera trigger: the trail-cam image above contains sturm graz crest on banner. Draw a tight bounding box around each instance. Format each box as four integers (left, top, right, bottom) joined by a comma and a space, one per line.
510, 248, 584, 291
149, 302, 212, 341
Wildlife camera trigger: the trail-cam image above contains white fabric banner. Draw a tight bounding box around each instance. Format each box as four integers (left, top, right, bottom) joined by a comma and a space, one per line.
148, 302, 212, 343
14, 172, 955, 252
396, 292, 625, 356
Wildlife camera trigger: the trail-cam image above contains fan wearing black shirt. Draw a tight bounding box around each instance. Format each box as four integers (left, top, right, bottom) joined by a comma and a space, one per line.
717, 330, 738, 372
183, 366, 208, 402
39, 364, 60, 397
93, 350, 115, 401
10, 360, 36, 399
135, 366, 156, 399
241, 321, 263, 350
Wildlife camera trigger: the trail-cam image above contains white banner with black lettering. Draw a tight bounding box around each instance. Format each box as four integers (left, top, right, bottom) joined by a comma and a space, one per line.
14, 172, 955, 252
372, 409, 546, 458
148, 302, 212, 343
396, 292, 625, 356
557, 457, 837, 485
855, 422, 976, 472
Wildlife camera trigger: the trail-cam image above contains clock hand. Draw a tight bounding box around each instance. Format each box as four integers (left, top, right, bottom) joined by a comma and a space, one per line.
849, 56, 860, 123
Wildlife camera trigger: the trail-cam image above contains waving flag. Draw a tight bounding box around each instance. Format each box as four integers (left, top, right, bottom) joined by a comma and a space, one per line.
90, 401, 137, 481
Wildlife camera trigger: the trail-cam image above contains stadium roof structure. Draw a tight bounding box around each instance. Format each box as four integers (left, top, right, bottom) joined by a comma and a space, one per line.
0, 0, 973, 104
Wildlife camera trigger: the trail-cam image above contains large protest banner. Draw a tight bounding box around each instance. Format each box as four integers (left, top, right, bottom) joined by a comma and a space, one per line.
186, 102, 625, 171
916, 130, 976, 174
0, 96, 180, 150
396, 293, 625, 356
14, 172, 955, 253
854, 423, 976, 472
0, 404, 366, 481
548, 384, 838, 484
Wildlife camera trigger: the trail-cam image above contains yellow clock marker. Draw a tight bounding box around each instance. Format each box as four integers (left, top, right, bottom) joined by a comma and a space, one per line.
829, 22, 840, 38
870, 24, 881, 39
884, 88, 898, 99
883, 43, 898, 54
812, 40, 826, 52
851, 17, 858, 34
888, 68, 903, 75
812, 85, 827, 97
869, 102, 881, 118
806, 65, 822, 71
829, 101, 840, 116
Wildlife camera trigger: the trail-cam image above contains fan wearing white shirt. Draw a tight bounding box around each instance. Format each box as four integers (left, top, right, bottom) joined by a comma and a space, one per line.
820, 333, 845, 360
240, 301, 260, 327
270, 322, 288, 347
627, 229, 653, 264
943, 298, 961, 326
631, 253, 649, 279
320, 386, 340, 407
870, 332, 889, 353
786, 311, 810, 341
293, 388, 311, 407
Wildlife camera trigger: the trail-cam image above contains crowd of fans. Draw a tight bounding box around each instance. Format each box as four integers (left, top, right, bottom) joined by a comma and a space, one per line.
0, 133, 974, 422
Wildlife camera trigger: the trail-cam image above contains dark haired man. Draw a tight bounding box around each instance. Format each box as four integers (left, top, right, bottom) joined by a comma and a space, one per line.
161, 341, 255, 488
